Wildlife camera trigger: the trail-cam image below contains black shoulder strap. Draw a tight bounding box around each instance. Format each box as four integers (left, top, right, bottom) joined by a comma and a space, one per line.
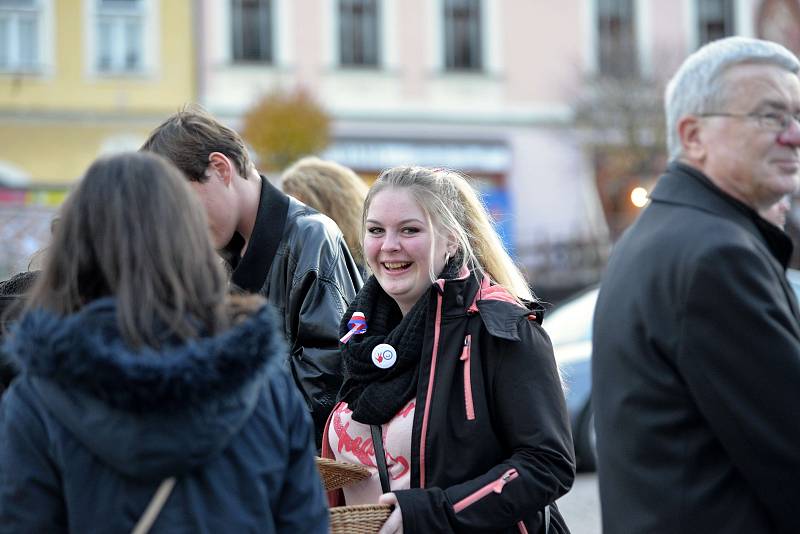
370, 425, 391, 494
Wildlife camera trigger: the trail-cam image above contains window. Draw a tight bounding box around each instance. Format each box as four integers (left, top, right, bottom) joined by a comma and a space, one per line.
597, 0, 636, 77
697, 0, 735, 46
95, 0, 145, 74
443, 0, 482, 72
232, 0, 272, 62
0, 0, 41, 72
339, 0, 379, 67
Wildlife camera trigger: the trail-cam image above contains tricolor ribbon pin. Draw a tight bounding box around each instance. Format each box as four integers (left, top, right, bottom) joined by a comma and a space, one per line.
339, 311, 367, 344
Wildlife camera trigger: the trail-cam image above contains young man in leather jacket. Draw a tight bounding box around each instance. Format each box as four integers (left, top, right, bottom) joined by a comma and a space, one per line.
142, 106, 363, 445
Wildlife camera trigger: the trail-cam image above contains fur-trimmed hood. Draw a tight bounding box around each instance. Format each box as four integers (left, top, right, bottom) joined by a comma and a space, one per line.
2, 297, 286, 479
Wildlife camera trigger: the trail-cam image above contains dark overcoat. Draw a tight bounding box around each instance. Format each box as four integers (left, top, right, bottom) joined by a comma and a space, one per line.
592, 162, 800, 534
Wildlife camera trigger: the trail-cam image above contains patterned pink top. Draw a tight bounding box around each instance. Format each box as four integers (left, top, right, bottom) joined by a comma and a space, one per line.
327, 400, 415, 505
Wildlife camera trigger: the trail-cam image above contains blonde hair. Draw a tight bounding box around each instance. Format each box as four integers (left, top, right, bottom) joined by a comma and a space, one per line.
281, 157, 368, 267
364, 166, 533, 302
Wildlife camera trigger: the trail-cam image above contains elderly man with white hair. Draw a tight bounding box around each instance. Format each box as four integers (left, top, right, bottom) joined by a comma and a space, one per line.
593, 37, 800, 534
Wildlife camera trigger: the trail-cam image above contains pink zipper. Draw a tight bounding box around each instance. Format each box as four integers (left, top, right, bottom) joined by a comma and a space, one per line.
460, 335, 475, 420
517, 520, 529, 533
453, 468, 519, 513
419, 291, 444, 488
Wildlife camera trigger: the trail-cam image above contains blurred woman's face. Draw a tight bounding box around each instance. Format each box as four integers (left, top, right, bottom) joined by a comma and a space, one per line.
364, 188, 450, 315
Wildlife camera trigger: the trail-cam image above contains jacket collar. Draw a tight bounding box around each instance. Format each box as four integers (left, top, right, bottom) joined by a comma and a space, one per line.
229, 176, 290, 292
650, 161, 793, 268
434, 269, 480, 317
436, 272, 537, 341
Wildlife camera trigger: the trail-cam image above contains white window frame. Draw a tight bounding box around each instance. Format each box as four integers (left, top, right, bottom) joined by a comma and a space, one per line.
215, 0, 290, 67
84, 0, 157, 77
685, 0, 753, 50
733, 0, 754, 38
427, 0, 502, 76
0, 0, 54, 75
325, 0, 394, 70
231, 0, 272, 63
444, 0, 483, 72
585, 0, 647, 77
635, 0, 651, 77
687, 0, 738, 50
338, 0, 380, 68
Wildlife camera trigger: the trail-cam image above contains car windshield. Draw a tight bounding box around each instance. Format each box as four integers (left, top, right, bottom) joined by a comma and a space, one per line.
545, 288, 598, 347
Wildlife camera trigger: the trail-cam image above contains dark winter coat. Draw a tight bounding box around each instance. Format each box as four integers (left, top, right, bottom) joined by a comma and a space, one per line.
323, 273, 575, 533
0, 298, 328, 533
222, 177, 362, 444
592, 162, 800, 533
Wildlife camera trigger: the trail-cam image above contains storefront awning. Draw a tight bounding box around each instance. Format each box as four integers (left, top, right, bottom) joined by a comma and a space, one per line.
323, 140, 511, 173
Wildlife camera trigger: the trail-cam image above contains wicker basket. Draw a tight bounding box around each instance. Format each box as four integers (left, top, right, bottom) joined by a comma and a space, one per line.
316, 457, 371, 491
329, 504, 393, 534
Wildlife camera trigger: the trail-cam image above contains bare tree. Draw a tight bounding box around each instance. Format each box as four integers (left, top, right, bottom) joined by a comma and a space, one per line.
573, 70, 668, 239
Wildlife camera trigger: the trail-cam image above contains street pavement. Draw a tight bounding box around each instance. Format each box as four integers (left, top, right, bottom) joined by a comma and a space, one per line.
557, 473, 601, 534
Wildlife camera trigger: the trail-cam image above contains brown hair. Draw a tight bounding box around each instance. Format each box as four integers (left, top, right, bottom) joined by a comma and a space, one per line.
24, 152, 232, 348
141, 104, 254, 183
281, 157, 368, 267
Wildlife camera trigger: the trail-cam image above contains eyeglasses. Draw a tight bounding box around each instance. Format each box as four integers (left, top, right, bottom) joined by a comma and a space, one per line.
698, 111, 800, 131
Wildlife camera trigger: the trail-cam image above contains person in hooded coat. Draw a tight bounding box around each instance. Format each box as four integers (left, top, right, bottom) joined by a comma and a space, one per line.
0, 152, 328, 533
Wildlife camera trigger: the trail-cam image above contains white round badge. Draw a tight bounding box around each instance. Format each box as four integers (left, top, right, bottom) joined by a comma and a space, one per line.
371, 343, 397, 369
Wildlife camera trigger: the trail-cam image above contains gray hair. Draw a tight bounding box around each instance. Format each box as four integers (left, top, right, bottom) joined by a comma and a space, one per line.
665, 36, 800, 160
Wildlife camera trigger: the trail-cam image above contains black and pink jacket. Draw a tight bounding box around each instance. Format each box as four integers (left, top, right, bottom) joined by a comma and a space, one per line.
323, 272, 575, 533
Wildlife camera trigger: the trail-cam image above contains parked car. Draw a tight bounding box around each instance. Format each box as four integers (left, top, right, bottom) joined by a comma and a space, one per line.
545, 286, 599, 471
545, 269, 800, 472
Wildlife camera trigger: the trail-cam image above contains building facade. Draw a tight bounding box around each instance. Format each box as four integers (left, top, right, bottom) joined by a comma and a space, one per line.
0, 0, 197, 277
2, 0, 791, 287
198, 0, 786, 292
0, 0, 197, 185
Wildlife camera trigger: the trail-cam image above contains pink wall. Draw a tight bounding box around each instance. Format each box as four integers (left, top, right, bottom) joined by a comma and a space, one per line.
648, 1, 690, 79
292, 0, 323, 91
504, 2, 585, 103
397, 0, 429, 100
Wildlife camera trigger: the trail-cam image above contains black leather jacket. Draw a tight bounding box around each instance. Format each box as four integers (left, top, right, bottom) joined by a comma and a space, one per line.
224, 177, 362, 445
0, 270, 40, 394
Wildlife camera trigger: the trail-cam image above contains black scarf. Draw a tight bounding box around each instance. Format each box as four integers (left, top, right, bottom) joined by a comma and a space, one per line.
338, 261, 460, 425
